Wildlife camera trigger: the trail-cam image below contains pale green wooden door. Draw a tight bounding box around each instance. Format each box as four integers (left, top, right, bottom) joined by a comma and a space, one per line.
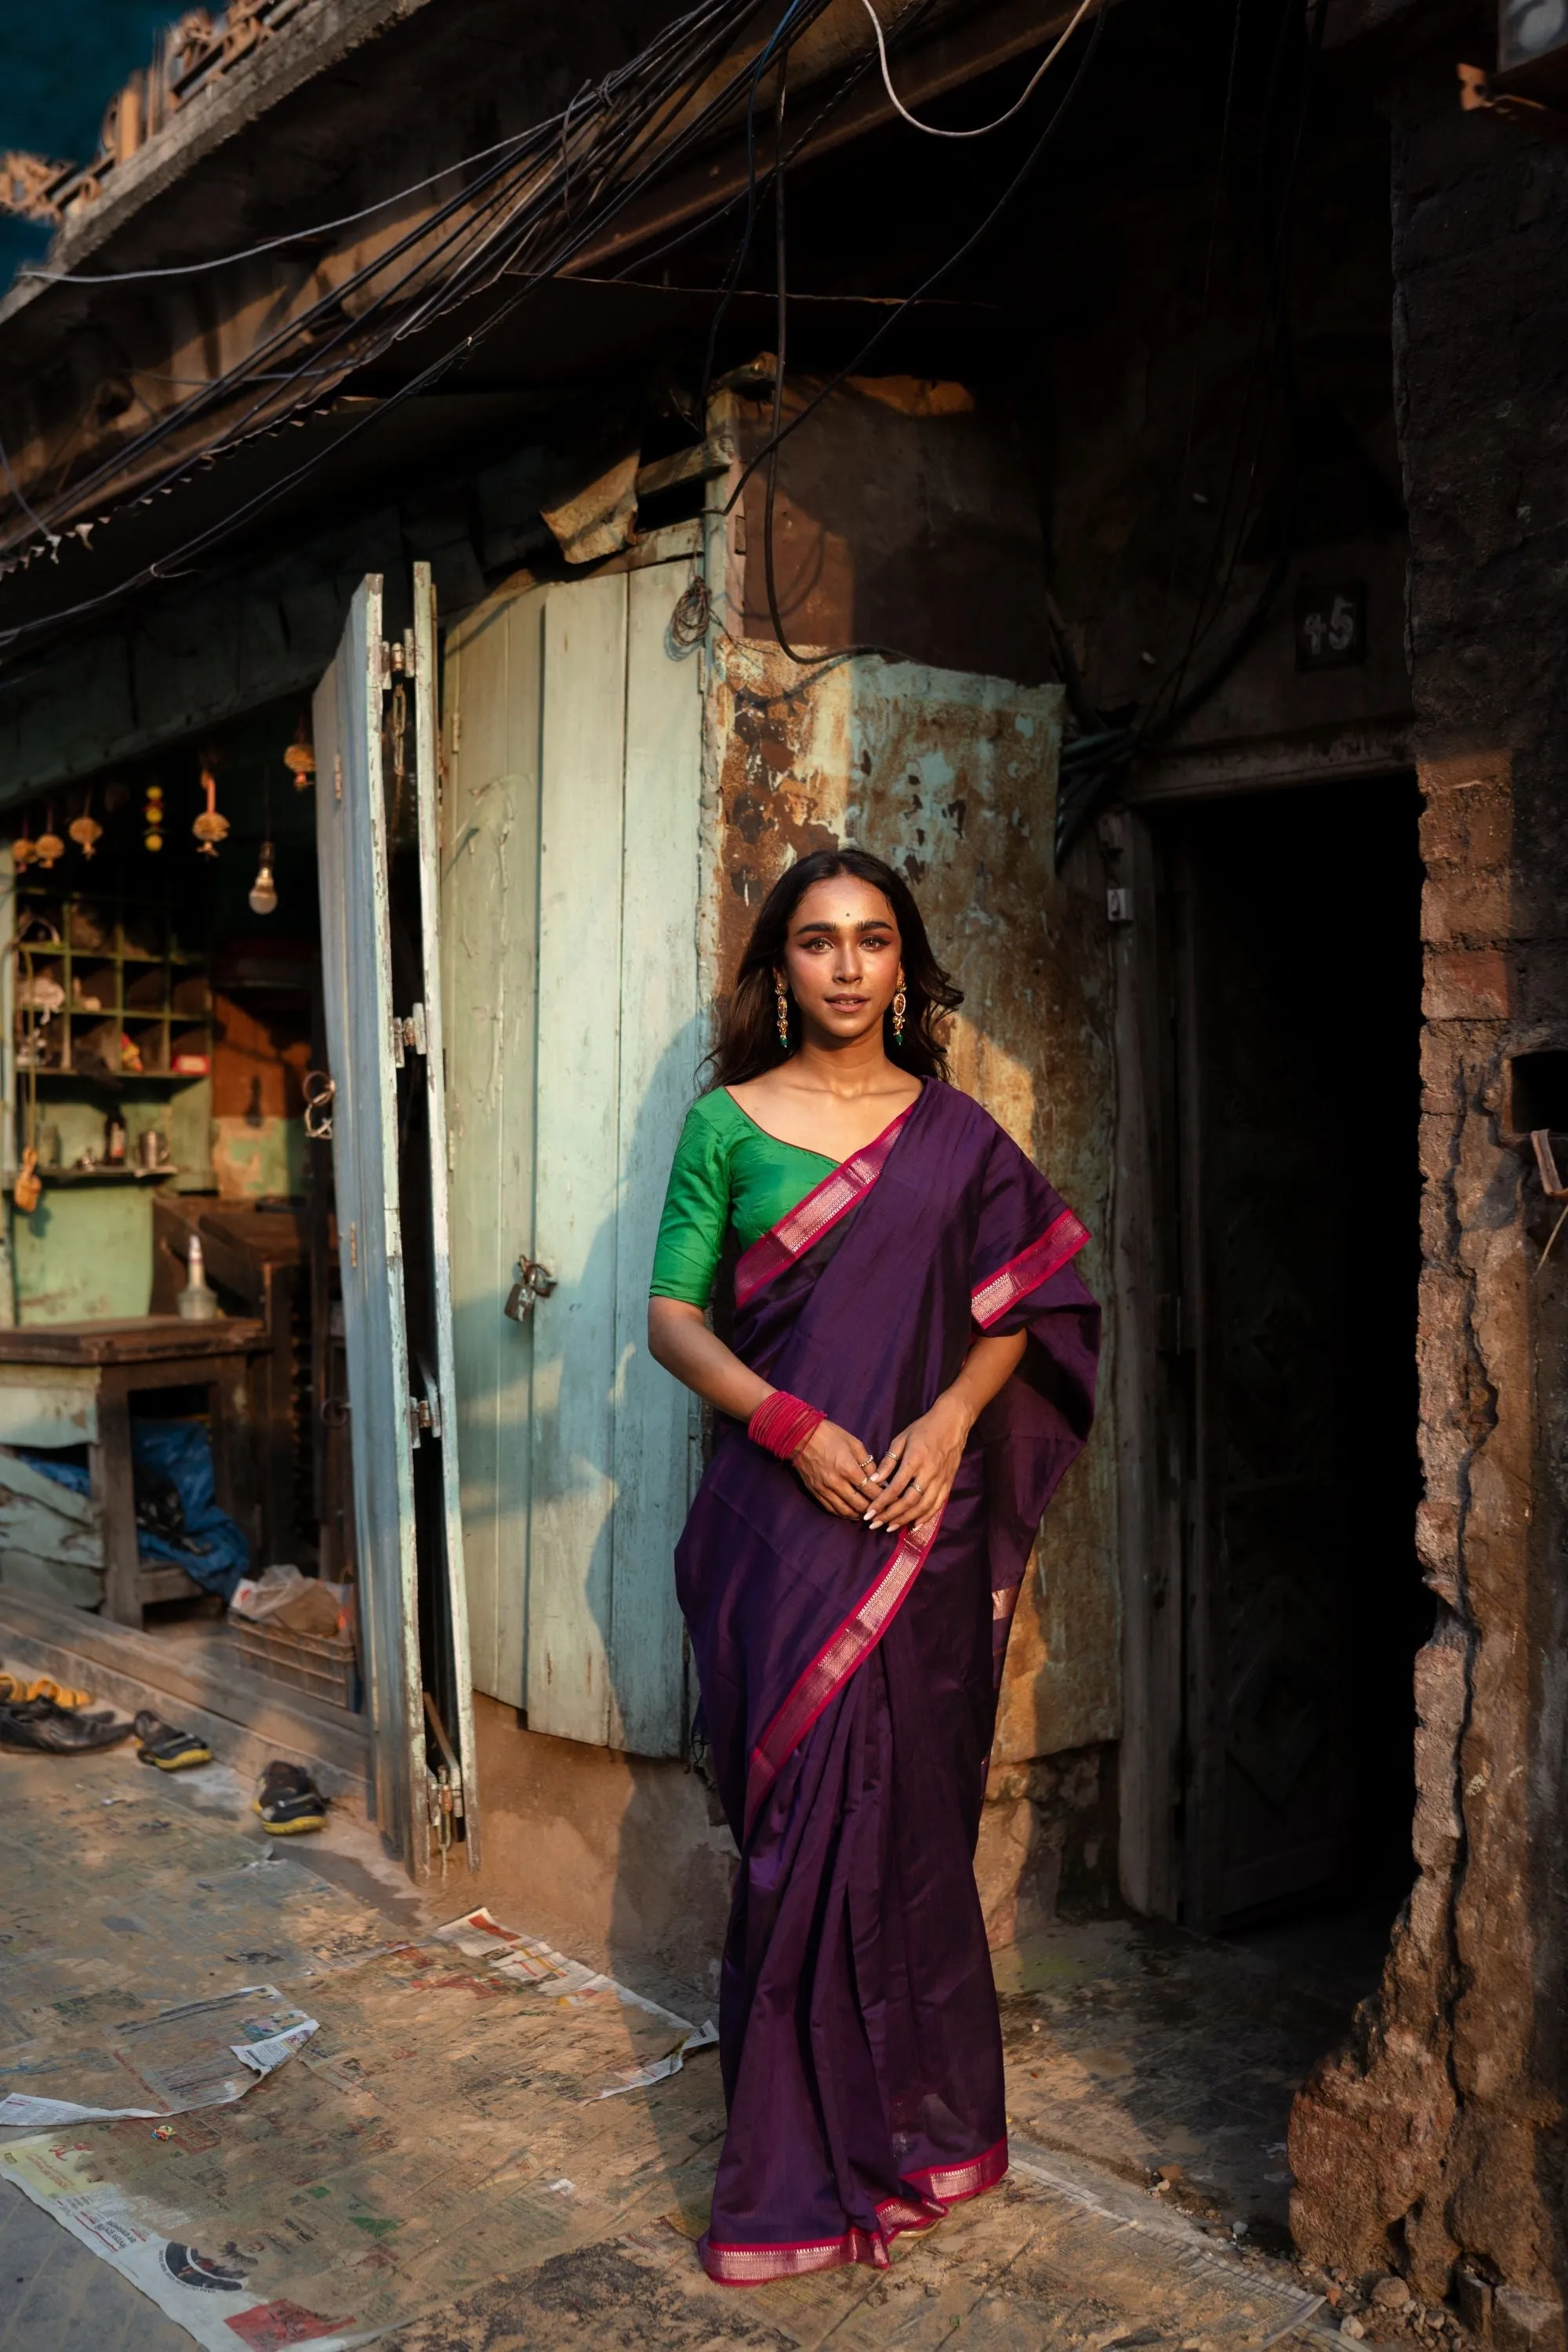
441, 549, 703, 1755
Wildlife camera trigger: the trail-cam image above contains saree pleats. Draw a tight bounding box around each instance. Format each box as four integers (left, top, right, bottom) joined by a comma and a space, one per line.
706, 1472, 1004, 2276
675, 1083, 1100, 2282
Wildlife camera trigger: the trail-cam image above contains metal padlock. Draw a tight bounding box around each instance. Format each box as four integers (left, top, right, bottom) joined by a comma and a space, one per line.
503, 1256, 557, 1321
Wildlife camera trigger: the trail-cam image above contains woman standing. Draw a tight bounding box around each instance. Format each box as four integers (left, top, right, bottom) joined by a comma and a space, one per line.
648, 848, 1098, 2285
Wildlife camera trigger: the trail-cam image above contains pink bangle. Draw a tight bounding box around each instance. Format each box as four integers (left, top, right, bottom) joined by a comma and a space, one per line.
748, 1391, 825, 1461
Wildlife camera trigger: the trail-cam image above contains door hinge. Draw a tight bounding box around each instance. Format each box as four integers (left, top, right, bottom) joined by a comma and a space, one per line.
381, 630, 416, 686
1107, 886, 1134, 924
451, 706, 462, 753
391, 1002, 428, 1066
410, 1356, 443, 1446
349, 1220, 358, 1271
332, 753, 343, 803
423, 1690, 466, 1877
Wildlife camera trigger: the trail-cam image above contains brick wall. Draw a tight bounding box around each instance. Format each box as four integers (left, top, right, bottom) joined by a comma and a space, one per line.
1289, 33, 1568, 2336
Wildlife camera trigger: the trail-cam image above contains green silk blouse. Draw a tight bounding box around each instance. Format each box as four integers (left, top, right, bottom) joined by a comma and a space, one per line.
650, 1089, 836, 1308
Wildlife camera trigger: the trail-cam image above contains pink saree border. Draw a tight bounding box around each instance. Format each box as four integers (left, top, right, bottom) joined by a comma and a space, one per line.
971, 1207, 1090, 1330
742, 1508, 944, 1840
731, 1101, 916, 1309
700, 2138, 1008, 2285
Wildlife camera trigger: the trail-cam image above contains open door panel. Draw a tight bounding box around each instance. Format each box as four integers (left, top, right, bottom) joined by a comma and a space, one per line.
313, 570, 480, 1877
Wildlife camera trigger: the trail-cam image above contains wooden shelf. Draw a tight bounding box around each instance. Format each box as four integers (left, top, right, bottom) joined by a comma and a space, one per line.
13, 884, 210, 1089
9, 1166, 183, 1189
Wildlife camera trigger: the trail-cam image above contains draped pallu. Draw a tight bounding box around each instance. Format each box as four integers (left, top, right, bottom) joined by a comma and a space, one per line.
674, 1080, 1100, 2283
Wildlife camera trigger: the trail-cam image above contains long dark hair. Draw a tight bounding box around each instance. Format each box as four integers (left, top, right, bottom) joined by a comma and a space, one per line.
708, 848, 963, 1087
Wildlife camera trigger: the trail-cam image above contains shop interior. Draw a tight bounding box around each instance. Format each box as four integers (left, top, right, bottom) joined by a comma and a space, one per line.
0, 699, 361, 1719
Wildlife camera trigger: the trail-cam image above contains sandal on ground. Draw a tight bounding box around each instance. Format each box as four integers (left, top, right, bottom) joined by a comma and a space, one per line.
0, 1672, 93, 1709
0, 1697, 134, 1753
134, 1711, 213, 1771
253, 1760, 328, 1835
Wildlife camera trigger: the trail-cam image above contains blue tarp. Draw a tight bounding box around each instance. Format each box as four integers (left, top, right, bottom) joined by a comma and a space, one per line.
24, 1419, 250, 1601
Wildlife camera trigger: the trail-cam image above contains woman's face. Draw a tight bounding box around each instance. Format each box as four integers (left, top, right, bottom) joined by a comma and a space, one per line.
779, 875, 903, 1048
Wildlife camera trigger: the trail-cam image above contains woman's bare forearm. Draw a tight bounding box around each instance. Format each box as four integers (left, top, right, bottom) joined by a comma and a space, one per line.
944, 1330, 1027, 1430
648, 1298, 773, 1422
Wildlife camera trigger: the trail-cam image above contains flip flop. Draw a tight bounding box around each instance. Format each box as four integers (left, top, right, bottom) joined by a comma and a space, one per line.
133, 1711, 213, 1771
0, 1672, 93, 1709
253, 1761, 328, 1835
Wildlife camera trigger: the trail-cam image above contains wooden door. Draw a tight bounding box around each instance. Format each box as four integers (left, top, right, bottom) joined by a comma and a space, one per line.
314, 572, 480, 1872
441, 547, 703, 1755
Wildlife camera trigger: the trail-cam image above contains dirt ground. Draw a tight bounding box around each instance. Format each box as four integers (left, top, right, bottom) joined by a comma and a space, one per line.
0, 1730, 1446, 2351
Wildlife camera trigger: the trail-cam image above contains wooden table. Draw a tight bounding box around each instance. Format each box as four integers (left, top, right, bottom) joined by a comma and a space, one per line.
0, 1317, 271, 1627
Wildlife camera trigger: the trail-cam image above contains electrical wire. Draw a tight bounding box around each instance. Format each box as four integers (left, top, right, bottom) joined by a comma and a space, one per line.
0, 430, 60, 550
725, 0, 1109, 525
14, 124, 554, 285
858, 0, 1096, 138
0, 0, 787, 565
0, 0, 846, 642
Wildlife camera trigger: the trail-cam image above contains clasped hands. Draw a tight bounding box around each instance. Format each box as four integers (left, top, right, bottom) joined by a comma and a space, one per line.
789, 1392, 971, 1537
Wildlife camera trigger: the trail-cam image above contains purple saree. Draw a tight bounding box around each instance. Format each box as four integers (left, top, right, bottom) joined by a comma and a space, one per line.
674, 1080, 1099, 2283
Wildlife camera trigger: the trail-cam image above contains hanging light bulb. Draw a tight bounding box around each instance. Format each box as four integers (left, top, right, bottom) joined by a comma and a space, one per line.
248, 841, 278, 916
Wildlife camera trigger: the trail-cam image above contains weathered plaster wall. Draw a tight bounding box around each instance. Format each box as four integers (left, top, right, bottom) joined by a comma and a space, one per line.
1290, 42, 1568, 2332
702, 380, 1120, 1931
706, 635, 1117, 1775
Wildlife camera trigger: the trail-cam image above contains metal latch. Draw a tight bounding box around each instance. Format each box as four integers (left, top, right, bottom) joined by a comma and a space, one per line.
503, 1256, 557, 1321
408, 1394, 433, 1447
303, 1069, 336, 1139
391, 1002, 428, 1067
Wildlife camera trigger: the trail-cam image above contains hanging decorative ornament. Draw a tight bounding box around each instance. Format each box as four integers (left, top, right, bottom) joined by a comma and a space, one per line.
193, 767, 229, 858
13, 818, 34, 872
283, 715, 316, 791
248, 842, 278, 916
68, 787, 102, 862
143, 782, 165, 852
34, 808, 64, 870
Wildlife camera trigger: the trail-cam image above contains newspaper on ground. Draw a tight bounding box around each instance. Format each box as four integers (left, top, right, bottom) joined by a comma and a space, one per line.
0, 1986, 318, 2125
430, 1907, 717, 2094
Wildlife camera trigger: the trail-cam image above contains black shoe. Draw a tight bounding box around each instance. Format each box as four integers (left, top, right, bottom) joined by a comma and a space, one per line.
253, 1761, 328, 1835
0, 1698, 135, 1753
134, 1711, 213, 1771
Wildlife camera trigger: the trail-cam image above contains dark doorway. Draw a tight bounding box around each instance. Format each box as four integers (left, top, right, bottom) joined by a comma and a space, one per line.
1157, 777, 1426, 1935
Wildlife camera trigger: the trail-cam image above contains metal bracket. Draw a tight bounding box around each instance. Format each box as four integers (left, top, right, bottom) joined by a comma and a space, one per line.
503, 1255, 557, 1321
391, 1002, 428, 1068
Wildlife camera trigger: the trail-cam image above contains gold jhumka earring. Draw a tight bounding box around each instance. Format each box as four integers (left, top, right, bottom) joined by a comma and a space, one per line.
775, 975, 791, 1049
891, 979, 908, 1047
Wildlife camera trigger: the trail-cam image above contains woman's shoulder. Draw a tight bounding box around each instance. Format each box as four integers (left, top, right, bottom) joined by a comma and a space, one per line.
924, 1078, 1004, 1141
924, 1081, 1036, 1164
677, 1087, 747, 1148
